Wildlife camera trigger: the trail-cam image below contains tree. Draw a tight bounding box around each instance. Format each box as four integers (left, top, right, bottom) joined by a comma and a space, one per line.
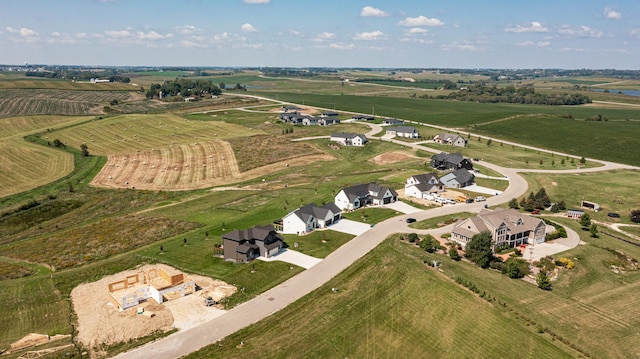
504, 258, 530, 278
449, 245, 461, 261
80, 143, 89, 157
419, 234, 438, 253
465, 231, 494, 268
407, 233, 418, 243
508, 198, 519, 209
580, 156, 586, 165
536, 271, 552, 290
53, 139, 64, 148
590, 223, 598, 238
630, 209, 640, 223
580, 213, 591, 229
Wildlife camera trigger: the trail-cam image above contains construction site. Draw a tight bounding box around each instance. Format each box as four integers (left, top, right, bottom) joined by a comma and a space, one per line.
70, 263, 236, 356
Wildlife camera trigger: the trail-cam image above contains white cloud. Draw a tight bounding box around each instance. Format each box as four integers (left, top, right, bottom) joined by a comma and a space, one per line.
6, 26, 40, 42
329, 43, 354, 50
407, 27, 428, 34
398, 16, 444, 27
212, 32, 230, 42
353, 30, 385, 41
104, 29, 131, 38
289, 29, 302, 36
241, 23, 258, 32
516, 40, 551, 47
504, 22, 549, 33
244, 0, 270, 3
604, 7, 621, 20
313, 32, 335, 42
630, 28, 640, 40
560, 47, 585, 52
400, 37, 433, 44
360, 6, 389, 17
558, 25, 603, 38
136, 31, 166, 40
180, 40, 207, 48
440, 41, 482, 51
175, 25, 202, 35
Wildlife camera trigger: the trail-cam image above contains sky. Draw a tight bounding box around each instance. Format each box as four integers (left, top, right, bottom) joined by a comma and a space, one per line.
1, 0, 638, 69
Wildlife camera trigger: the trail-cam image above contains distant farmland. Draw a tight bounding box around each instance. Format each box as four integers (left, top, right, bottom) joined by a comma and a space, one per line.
0, 89, 131, 117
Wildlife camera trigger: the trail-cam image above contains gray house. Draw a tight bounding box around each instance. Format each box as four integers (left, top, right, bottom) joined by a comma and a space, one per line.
433, 133, 467, 147
222, 225, 284, 262
430, 152, 473, 170
440, 168, 475, 188
386, 126, 419, 138
334, 183, 398, 210
330, 132, 368, 146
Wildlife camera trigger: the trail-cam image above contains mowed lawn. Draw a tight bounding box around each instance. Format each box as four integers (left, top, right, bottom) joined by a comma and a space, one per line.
185, 238, 571, 359
52, 114, 261, 155
0, 115, 93, 198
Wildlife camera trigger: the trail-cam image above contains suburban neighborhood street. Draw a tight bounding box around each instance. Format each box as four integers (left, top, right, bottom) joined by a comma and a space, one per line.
116, 98, 640, 359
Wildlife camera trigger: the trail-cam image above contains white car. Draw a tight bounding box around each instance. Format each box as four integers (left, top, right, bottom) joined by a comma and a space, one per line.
475, 196, 486, 202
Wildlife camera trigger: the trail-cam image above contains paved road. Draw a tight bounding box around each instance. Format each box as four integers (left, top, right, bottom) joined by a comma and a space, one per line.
115, 96, 639, 359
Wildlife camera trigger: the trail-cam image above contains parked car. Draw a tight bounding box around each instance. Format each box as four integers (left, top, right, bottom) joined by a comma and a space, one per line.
465, 198, 474, 204
475, 196, 486, 202
406, 218, 416, 223
531, 209, 540, 215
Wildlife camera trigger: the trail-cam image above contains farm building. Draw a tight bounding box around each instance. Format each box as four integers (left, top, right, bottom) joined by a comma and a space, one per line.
581, 200, 600, 211
281, 203, 342, 235
107, 267, 196, 310
433, 133, 467, 147
335, 183, 398, 210
222, 225, 284, 263
567, 209, 584, 218
451, 208, 546, 250
330, 132, 368, 146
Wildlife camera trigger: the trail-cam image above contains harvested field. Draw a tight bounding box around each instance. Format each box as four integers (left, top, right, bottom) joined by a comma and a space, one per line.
0, 89, 130, 117
0, 79, 135, 91
370, 151, 414, 165
91, 141, 241, 190
53, 114, 258, 155
228, 134, 324, 172
71, 263, 236, 356
2, 215, 201, 270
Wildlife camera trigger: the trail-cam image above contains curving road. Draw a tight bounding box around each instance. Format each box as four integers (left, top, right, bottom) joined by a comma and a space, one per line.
114, 97, 639, 359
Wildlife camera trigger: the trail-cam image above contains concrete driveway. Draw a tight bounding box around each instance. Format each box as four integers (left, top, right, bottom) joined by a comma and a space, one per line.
383, 201, 422, 214
328, 219, 372, 235
465, 184, 503, 195
258, 249, 322, 269
522, 224, 581, 261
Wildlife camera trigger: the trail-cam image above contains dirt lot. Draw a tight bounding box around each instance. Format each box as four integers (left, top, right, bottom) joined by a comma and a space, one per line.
370, 151, 413, 165
71, 263, 235, 355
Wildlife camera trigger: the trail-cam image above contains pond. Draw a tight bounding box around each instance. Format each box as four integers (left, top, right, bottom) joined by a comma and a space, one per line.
593, 89, 640, 97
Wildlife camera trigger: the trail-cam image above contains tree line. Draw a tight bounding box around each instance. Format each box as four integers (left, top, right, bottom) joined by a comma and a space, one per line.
425, 84, 591, 105
145, 79, 223, 99
25, 70, 130, 83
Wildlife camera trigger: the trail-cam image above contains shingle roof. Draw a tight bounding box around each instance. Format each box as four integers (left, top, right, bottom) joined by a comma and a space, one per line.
388, 126, 417, 133
222, 224, 277, 242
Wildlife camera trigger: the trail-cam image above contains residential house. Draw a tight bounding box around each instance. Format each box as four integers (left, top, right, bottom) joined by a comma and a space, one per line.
302, 116, 320, 126
318, 118, 340, 126
440, 168, 475, 188
281, 105, 302, 113
382, 118, 404, 125
330, 132, 368, 146
334, 183, 398, 210
405, 173, 444, 199
281, 203, 342, 235
451, 208, 546, 249
352, 114, 375, 121
386, 126, 419, 138
433, 133, 468, 147
222, 225, 284, 262
321, 111, 339, 117
430, 152, 473, 170
280, 113, 306, 125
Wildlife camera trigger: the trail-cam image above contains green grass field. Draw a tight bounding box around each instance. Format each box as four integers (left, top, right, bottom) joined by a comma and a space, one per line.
521, 169, 640, 224
185, 238, 573, 359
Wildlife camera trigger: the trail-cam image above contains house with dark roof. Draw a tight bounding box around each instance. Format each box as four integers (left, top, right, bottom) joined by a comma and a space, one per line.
281, 203, 342, 234
451, 208, 546, 249
405, 173, 444, 199
334, 183, 398, 210
352, 114, 375, 121
440, 168, 475, 188
281, 105, 302, 113
433, 133, 467, 147
330, 132, 368, 146
318, 118, 340, 126
430, 152, 473, 170
222, 225, 284, 262
321, 111, 339, 117
302, 116, 320, 126
382, 118, 404, 125
386, 126, 419, 138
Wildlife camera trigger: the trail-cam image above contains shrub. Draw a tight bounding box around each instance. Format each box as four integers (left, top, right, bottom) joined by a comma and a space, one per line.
555, 257, 574, 269
407, 233, 419, 243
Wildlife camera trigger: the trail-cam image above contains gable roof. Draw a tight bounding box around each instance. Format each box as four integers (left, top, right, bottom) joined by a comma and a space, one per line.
411, 172, 440, 184
341, 183, 398, 202
222, 224, 280, 243
435, 133, 465, 142
451, 168, 474, 183
432, 152, 465, 164
388, 126, 417, 133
